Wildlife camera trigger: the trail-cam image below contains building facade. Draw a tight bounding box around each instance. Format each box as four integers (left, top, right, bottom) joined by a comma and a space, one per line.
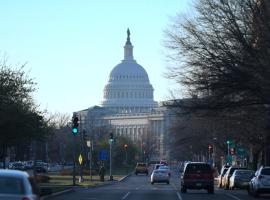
76, 29, 173, 160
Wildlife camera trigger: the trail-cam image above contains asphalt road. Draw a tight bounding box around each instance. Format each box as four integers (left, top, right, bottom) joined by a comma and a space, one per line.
49, 169, 270, 200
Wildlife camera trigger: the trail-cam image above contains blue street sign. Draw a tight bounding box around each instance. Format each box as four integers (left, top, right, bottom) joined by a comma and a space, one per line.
99, 149, 108, 161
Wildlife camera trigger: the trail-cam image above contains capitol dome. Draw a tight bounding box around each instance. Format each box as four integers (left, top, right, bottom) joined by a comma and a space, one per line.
101, 29, 158, 113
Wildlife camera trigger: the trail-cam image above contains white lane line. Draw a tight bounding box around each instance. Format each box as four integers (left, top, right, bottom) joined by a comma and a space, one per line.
176, 192, 183, 200
121, 191, 131, 200
225, 193, 242, 200
136, 185, 142, 190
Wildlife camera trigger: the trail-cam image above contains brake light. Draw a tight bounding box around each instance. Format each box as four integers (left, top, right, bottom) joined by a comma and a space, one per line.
22, 197, 30, 200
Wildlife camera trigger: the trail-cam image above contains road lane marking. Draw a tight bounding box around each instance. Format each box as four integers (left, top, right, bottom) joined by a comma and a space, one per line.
121, 191, 131, 200
225, 193, 242, 200
136, 185, 143, 190
176, 192, 183, 200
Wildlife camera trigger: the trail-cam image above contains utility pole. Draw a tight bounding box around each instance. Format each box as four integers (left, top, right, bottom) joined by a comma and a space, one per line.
87, 140, 93, 181
72, 114, 79, 186
109, 133, 114, 181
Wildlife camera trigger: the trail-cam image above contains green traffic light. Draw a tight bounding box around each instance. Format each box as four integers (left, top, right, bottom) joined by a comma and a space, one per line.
226, 140, 231, 144
72, 128, 78, 135
109, 138, 114, 144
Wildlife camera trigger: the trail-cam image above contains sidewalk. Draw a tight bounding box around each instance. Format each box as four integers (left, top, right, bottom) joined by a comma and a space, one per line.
41, 172, 133, 199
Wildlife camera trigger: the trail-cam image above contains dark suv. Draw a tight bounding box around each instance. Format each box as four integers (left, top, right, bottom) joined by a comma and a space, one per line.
181, 162, 214, 194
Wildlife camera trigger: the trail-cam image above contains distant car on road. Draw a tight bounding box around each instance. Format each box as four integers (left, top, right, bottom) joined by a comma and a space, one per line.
151, 169, 170, 184
248, 166, 270, 197
135, 163, 148, 175
181, 162, 214, 194
229, 169, 254, 189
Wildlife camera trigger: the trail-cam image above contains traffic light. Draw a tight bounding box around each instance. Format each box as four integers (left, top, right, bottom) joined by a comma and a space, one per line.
109, 133, 114, 143
226, 140, 231, 145
72, 115, 79, 136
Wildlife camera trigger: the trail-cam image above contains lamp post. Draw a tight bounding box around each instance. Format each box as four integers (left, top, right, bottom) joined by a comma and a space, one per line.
87, 140, 92, 181
109, 133, 114, 181
227, 140, 231, 164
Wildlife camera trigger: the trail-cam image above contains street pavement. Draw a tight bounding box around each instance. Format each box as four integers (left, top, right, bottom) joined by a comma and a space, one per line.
49, 168, 270, 200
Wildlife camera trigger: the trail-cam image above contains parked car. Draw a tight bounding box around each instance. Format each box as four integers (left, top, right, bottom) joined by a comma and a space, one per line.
135, 163, 148, 175
218, 165, 230, 188
180, 162, 214, 194
0, 169, 51, 200
151, 169, 170, 184
9, 162, 25, 170
248, 166, 270, 197
229, 169, 255, 189
222, 166, 247, 189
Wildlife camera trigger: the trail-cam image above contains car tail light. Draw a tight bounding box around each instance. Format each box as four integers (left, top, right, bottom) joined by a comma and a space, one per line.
22, 197, 30, 200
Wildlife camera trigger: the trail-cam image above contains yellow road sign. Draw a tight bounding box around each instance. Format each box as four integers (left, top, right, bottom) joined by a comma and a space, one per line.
78, 154, 83, 165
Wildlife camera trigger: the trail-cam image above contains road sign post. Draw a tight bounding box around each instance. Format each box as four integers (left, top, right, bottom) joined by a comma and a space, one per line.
87, 140, 92, 181
78, 154, 84, 183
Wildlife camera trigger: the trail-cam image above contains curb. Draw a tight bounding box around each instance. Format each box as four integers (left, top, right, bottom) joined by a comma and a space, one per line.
118, 172, 133, 182
41, 188, 74, 200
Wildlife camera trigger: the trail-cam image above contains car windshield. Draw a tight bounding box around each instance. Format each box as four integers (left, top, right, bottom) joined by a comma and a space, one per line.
159, 166, 169, 170
235, 170, 254, 177
185, 164, 211, 173
261, 168, 270, 175
154, 170, 166, 174
0, 176, 25, 195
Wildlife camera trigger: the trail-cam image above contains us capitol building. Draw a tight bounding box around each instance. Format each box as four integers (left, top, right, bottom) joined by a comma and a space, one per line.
75, 29, 174, 160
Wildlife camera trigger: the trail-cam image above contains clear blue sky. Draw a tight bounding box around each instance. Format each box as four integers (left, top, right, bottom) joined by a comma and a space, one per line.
0, 0, 193, 115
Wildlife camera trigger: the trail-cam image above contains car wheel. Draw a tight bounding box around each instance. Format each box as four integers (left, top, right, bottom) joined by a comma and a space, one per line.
135, 172, 138, 175
151, 182, 154, 185
167, 181, 170, 184
181, 186, 187, 193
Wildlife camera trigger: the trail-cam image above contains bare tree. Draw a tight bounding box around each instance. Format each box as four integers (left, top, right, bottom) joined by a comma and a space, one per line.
165, 0, 270, 168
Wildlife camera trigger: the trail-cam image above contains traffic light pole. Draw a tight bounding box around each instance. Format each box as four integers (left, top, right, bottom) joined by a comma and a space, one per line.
109, 141, 113, 181
72, 134, 76, 186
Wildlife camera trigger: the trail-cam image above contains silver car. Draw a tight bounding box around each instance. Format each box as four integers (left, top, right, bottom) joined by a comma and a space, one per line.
249, 166, 270, 197
229, 169, 254, 189
0, 169, 40, 200
150, 169, 170, 184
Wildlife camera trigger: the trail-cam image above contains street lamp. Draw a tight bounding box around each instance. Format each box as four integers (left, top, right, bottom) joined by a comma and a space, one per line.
87, 140, 92, 181
226, 140, 231, 164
